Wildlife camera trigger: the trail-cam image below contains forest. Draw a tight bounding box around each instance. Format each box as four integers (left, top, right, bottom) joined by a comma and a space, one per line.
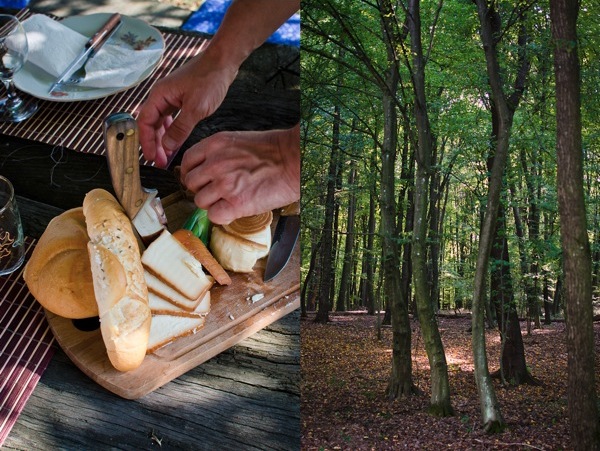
299, 0, 599, 449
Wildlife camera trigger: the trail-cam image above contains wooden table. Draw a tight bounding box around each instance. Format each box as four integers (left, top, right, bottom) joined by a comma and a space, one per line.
0, 18, 300, 450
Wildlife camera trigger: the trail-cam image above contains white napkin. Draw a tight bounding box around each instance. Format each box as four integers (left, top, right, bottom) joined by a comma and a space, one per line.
22, 14, 162, 89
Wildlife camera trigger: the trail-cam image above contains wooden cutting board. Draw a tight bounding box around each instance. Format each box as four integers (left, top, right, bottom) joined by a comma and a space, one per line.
45, 193, 300, 399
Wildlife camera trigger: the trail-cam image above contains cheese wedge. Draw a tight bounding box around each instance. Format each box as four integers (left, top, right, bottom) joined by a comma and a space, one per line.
148, 291, 211, 317
147, 314, 206, 354
142, 230, 212, 300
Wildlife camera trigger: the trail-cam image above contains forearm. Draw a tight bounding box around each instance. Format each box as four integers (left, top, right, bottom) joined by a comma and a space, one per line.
204, 0, 300, 69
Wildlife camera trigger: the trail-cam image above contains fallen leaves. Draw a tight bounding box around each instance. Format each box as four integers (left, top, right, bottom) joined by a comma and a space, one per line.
301, 312, 599, 450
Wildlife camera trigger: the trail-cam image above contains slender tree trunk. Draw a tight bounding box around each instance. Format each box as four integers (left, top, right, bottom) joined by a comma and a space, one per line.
551, 1, 600, 448
380, 0, 414, 398
408, 0, 453, 415
315, 103, 342, 323
336, 163, 357, 311
360, 162, 377, 314
472, 0, 513, 432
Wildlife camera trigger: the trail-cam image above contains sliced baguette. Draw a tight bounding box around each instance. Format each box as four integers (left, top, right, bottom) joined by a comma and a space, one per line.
83, 189, 151, 372
147, 314, 206, 354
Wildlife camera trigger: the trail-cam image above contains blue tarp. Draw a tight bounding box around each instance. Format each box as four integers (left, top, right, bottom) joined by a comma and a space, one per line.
0, 0, 30, 8
181, 0, 300, 47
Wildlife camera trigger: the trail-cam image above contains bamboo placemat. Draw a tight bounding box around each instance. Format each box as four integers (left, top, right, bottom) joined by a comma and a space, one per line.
0, 9, 208, 165
0, 237, 55, 447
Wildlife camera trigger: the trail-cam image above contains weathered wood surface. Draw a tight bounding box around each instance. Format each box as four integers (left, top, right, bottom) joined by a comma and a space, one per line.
1, 34, 300, 449
5, 310, 300, 451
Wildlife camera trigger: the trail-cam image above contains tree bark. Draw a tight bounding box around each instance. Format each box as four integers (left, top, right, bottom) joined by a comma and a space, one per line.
471, 0, 514, 432
490, 204, 536, 386
315, 103, 342, 323
336, 163, 357, 312
408, 0, 453, 416
550, 0, 600, 449
380, 0, 415, 398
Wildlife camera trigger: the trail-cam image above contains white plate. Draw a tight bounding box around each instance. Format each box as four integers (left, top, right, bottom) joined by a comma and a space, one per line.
14, 13, 165, 102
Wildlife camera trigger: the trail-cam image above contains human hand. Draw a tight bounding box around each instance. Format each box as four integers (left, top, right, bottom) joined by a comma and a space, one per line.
137, 51, 239, 167
180, 124, 300, 224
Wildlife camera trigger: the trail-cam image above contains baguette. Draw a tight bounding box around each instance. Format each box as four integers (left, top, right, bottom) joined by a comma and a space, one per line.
83, 189, 151, 372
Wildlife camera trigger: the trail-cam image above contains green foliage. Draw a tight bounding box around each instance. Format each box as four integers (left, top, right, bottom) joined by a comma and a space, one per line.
301, 0, 598, 318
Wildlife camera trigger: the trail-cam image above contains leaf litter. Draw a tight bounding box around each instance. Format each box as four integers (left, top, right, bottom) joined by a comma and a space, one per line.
301, 312, 600, 450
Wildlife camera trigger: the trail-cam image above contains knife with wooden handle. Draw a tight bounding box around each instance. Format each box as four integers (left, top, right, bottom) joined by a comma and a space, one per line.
49, 13, 122, 93
104, 112, 167, 244
263, 201, 300, 282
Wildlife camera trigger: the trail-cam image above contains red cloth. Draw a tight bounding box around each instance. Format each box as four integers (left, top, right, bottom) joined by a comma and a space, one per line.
0, 237, 55, 446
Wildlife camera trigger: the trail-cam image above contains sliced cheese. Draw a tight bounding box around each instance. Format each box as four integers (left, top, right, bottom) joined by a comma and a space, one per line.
148, 291, 211, 317
144, 270, 211, 311
142, 230, 211, 300
147, 314, 206, 354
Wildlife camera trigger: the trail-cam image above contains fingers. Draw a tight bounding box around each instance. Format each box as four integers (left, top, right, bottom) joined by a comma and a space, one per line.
203, 198, 237, 225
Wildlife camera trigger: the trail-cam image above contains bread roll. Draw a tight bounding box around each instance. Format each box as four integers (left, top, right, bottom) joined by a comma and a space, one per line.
210, 212, 273, 273
23, 208, 98, 319
83, 189, 151, 372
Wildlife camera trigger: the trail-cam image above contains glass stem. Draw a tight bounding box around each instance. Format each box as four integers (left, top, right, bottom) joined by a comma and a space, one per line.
2, 78, 22, 110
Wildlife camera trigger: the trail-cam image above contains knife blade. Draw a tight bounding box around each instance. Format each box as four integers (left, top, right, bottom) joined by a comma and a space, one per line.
104, 112, 167, 244
263, 202, 300, 282
49, 13, 122, 93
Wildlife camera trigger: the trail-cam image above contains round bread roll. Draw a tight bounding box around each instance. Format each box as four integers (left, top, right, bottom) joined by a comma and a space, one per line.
210, 212, 273, 273
23, 207, 98, 319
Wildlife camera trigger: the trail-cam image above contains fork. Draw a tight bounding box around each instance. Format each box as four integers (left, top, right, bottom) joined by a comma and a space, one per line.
64, 21, 123, 86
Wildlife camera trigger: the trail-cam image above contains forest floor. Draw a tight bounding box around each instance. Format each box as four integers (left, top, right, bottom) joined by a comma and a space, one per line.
301, 311, 600, 450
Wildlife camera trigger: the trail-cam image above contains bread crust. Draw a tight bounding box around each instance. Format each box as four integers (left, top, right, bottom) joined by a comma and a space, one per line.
83, 189, 151, 372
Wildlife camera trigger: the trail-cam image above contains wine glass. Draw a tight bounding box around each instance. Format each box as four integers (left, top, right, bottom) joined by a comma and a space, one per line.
0, 14, 37, 123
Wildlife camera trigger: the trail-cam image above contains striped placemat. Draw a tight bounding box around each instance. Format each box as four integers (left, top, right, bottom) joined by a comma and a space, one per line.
0, 237, 55, 447
0, 9, 208, 165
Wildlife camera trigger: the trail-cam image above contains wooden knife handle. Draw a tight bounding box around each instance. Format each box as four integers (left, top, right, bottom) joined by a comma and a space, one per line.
88, 13, 121, 49
104, 112, 150, 220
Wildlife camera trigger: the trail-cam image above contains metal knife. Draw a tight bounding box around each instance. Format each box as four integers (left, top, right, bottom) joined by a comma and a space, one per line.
104, 112, 167, 244
263, 202, 300, 282
49, 13, 122, 93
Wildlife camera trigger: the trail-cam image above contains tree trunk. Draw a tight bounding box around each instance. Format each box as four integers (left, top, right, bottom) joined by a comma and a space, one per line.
380, 0, 414, 398
360, 162, 377, 314
550, 1, 600, 448
314, 103, 342, 323
408, 0, 453, 416
301, 237, 321, 317
336, 163, 357, 312
519, 149, 542, 331
490, 204, 536, 386
471, 0, 516, 432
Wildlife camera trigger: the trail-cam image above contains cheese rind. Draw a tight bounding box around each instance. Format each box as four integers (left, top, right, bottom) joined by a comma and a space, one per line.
142, 230, 211, 300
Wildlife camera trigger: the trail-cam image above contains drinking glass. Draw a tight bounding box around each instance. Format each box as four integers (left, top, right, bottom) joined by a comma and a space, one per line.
0, 14, 37, 122
0, 176, 25, 275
